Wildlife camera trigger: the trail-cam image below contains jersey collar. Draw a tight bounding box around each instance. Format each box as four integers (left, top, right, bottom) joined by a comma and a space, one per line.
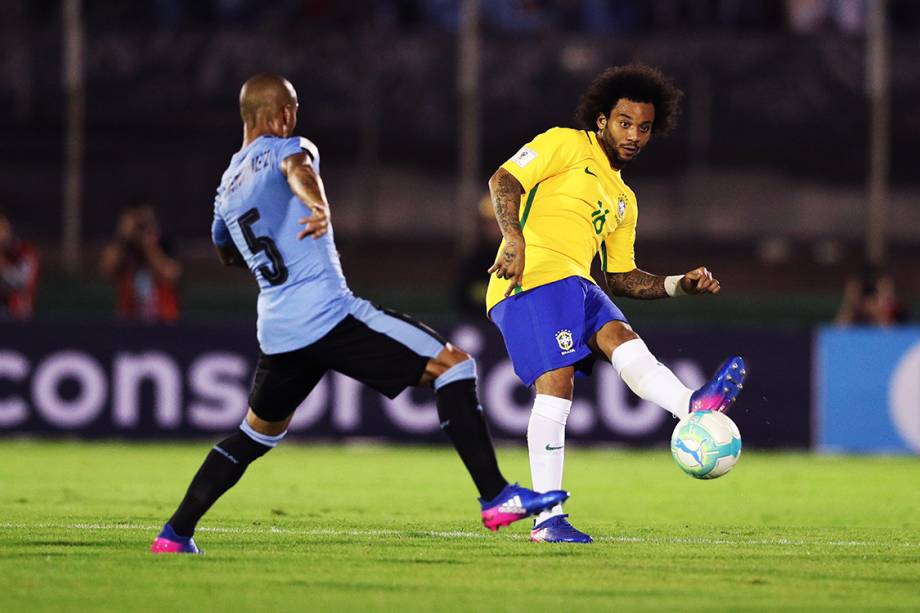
233, 134, 279, 161
586, 130, 622, 180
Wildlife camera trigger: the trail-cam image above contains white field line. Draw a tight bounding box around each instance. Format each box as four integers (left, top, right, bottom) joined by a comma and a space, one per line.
0, 523, 485, 540
0, 522, 917, 549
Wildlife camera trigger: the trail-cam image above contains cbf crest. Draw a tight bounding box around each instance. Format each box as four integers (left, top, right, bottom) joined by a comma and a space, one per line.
555, 329, 575, 355
616, 194, 628, 222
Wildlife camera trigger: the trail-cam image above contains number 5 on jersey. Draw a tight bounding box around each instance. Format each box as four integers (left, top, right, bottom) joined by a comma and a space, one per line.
238, 208, 288, 286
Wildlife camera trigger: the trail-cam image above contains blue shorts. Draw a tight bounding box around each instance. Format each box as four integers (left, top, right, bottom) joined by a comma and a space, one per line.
489, 276, 627, 387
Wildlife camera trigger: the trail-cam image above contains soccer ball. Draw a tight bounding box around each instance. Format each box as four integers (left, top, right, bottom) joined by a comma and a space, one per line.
670, 411, 742, 479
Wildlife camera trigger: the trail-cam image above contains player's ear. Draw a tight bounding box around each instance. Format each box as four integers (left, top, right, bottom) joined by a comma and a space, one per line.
283, 104, 297, 136
596, 113, 607, 131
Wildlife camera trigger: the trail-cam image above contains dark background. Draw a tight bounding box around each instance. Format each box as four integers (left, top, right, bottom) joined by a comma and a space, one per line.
1, 0, 919, 322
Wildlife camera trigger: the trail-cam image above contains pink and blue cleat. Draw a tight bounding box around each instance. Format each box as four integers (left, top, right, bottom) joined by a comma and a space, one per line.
531, 514, 593, 543
480, 483, 569, 532
690, 356, 747, 413
150, 523, 202, 554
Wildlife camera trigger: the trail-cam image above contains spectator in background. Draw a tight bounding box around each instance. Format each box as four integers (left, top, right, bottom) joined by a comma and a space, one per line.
0, 212, 39, 320
835, 265, 908, 326
455, 194, 504, 317
100, 204, 182, 323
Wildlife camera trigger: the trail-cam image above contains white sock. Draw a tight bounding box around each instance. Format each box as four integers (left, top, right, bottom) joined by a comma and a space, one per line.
611, 338, 692, 419
527, 393, 572, 524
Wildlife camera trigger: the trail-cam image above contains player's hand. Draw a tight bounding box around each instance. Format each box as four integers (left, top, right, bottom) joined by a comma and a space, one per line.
488, 238, 525, 297
297, 201, 330, 240
680, 266, 720, 295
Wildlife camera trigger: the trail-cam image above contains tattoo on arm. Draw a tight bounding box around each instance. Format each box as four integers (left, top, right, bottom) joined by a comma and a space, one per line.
489, 168, 525, 243
283, 153, 328, 209
605, 269, 668, 300
288, 165, 327, 208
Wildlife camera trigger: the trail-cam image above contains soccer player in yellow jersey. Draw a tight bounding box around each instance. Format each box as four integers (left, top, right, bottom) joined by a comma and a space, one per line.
486, 65, 747, 543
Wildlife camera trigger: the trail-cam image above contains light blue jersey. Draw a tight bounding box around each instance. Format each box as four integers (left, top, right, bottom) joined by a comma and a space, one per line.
211, 135, 354, 354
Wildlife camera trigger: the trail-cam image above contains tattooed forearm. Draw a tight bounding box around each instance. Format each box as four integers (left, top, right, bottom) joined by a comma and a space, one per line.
605, 269, 668, 300
488, 168, 526, 241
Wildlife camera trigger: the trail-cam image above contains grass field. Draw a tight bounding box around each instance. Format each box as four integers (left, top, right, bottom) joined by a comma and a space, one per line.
1, 441, 919, 612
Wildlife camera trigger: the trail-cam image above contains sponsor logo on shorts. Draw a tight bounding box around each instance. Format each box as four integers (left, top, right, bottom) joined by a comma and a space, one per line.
555, 329, 575, 355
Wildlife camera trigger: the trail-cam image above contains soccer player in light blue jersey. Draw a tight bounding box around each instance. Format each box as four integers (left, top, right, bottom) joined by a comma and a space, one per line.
151, 74, 567, 553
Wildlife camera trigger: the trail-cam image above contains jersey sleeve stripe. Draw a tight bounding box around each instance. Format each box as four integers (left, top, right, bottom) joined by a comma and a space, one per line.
518, 183, 540, 230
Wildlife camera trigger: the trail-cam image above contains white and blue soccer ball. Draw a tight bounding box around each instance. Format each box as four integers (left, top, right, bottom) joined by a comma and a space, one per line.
670, 410, 742, 479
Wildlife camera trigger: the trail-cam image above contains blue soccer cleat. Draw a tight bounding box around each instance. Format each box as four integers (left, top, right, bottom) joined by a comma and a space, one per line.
150, 523, 202, 554
690, 356, 747, 413
530, 514, 593, 543
480, 483, 569, 532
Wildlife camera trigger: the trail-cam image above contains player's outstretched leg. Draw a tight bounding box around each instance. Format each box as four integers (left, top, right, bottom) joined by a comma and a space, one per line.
433, 357, 507, 500
150, 416, 284, 554
599, 322, 747, 418
429, 349, 569, 531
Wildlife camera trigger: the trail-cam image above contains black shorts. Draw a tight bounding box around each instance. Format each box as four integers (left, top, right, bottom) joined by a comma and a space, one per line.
249, 304, 447, 423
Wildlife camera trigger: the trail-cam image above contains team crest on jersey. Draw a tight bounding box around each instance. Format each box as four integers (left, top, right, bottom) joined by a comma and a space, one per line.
616, 195, 627, 221
555, 329, 575, 355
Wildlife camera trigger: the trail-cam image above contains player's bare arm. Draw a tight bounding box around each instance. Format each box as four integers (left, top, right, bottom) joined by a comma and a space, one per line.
281, 152, 329, 240
606, 266, 720, 299
605, 269, 668, 299
487, 168, 526, 297
215, 242, 247, 268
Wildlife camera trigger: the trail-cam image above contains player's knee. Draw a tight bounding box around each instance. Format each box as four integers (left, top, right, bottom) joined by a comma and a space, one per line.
599, 320, 639, 352
534, 368, 574, 400
421, 345, 475, 388
542, 380, 573, 400
432, 348, 477, 391
439, 343, 472, 368
236, 413, 287, 456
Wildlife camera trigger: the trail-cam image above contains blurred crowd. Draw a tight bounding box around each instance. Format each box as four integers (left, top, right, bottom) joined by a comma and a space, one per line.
0, 199, 913, 327
21, 0, 920, 34
99, 205, 182, 323
2, 1, 917, 325
0, 212, 39, 320
0, 206, 181, 323
835, 266, 908, 327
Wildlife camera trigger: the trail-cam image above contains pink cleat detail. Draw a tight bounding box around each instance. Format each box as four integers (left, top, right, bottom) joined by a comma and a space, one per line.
689, 356, 746, 414
149, 524, 201, 554
150, 537, 186, 553
481, 508, 526, 532
478, 485, 568, 532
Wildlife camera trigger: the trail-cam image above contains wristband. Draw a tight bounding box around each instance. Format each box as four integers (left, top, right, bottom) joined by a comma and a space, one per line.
664, 275, 686, 297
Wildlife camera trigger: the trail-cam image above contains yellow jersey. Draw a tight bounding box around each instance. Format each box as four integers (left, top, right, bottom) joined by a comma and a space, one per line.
486, 127, 638, 313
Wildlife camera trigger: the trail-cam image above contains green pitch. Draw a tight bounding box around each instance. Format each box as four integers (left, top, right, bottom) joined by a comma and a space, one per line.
1, 441, 919, 612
